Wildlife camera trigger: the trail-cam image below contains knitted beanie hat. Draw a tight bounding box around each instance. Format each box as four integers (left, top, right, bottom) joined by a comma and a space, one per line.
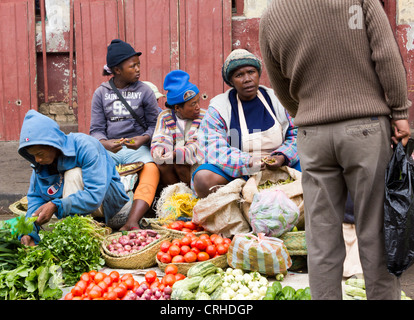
106, 39, 142, 68
163, 70, 199, 105
222, 49, 262, 86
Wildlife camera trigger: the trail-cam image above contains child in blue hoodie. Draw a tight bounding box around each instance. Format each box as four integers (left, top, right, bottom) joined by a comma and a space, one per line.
18, 110, 131, 245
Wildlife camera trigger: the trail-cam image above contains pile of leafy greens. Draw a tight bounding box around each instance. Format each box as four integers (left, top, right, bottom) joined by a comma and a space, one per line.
0, 215, 109, 300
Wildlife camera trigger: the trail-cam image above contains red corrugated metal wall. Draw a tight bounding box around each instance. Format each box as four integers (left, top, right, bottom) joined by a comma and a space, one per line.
74, 0, 232, 133
0, 0, 37, 141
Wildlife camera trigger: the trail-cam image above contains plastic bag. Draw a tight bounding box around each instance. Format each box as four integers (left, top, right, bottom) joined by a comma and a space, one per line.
384, 139, 414, 277
249, 189, 299, 237
227, 232, 292, 275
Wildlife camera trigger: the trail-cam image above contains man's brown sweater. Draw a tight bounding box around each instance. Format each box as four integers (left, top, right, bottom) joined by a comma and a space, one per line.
259, 0, 411, 127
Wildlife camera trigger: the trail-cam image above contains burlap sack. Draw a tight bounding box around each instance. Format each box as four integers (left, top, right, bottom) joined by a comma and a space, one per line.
192, 178, 251, 238
241, 166, 305, 230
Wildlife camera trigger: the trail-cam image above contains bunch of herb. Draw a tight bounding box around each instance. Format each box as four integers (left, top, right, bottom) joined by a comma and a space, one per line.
38, 215, 108, 286
0, 246, 63, 300
0, 215, 37, 271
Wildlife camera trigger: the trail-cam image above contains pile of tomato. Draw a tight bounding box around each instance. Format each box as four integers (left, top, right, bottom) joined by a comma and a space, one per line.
161, 220, 204, 233
64, 270, 139, 300
156, 232, 231, 264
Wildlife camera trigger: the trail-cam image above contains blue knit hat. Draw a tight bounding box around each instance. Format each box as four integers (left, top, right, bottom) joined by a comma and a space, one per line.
163, 70, 199, 105
106, 39, 142, 68
222, 49, 262, 86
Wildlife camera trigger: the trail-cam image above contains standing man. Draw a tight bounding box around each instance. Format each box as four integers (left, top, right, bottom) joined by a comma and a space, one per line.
259, 0, 411, 299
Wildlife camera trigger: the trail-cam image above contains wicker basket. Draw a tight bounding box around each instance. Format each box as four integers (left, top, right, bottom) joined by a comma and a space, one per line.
141, 218, 209, 239
279, 231, 307, 256
156, 254, 228, 276
101, 229, 171, 269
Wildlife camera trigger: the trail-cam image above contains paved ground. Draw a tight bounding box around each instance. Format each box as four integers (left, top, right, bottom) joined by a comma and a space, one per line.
1, 140, 414, 299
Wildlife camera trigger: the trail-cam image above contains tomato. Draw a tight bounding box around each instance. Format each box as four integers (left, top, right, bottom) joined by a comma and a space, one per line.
64, 292, 74, 300
181, 228, 193, 233
168, 245, 181, 257
94, 271, 106, 284
197, 251, 210, 261
76, 280, 88, 291
223, 238, 232, 245
165, 264, 178, 275
160, 252, 172, 263
205, 245, 217, 258
183, 221, 197, 230
199, 234, 210, 240
195, 239, 207, 251
120, 273, 134, 282
113, 286, 127, 299
72, 296, 82, 300
175, 273, 186, 281
71, 286, 83, 297
106, 291, 118, 300
109, 270, 120, 282
160, 240, 172, 253
216, 244, 228, 255
80, 272, 91, 284
163, 274, 176, 287
185, 232, 197, 239
171, 239, 181, 247
89, 289, 102, 299
210, 234, 219, 241
184, 251, 197, 263
171, 255, 185, 263
180, 245, 191, 255
88, 270, 97, 279
158, 283, 166, 291
123, 278, 135, 290
190, 247, 200, 255
190, 238, 198, 248
144, 270, 157, 284
180, 236, 192, 246
213, 236, 224, 245
169, 221, 182, 230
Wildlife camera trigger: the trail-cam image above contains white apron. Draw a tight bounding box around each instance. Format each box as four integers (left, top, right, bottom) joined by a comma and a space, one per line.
237, 90, 283, 158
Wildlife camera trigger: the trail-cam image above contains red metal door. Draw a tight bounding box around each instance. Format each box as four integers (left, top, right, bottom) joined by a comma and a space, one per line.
74, 0, 125, 133
0, 0, 36, 141
124, 0, 180, 108
179, 0, 232, 108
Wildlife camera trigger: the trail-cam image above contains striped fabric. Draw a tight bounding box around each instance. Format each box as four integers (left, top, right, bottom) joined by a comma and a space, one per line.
151, 109, 206, 165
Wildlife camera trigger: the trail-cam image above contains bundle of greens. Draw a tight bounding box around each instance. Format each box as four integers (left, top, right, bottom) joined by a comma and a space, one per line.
38, 215, 109, 286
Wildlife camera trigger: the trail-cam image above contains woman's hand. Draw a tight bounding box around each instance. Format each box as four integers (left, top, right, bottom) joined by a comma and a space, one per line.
263, 155, 286, 171
123, 136, 150, 150
100, 139, 123, 153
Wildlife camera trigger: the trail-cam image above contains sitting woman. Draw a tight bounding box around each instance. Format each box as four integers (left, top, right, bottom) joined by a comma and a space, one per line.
193, 49, 300, 198
151, 70, 205, 187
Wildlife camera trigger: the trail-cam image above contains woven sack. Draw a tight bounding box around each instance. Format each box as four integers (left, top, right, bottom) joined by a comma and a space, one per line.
279, 231, 307, 256
192, 178, 250, 238
156, 254, 228, 276
101, 229, 171, 269
227, 233, 292, 275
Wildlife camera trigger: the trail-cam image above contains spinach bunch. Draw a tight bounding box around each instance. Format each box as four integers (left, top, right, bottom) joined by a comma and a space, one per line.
38, 215, 108, 286
0, 247, 63, 300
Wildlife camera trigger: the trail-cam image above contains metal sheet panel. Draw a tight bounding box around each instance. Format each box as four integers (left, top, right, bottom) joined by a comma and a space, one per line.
179, 0, 232, 108
74, 0, 123, 133
0, 0, 36, 141
124, 0, 179, 108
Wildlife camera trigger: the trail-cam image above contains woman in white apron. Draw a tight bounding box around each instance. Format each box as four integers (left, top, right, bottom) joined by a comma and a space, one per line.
193, 49, 300, 198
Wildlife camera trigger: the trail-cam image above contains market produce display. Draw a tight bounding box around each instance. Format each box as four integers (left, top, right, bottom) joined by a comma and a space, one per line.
156, 232, 231, 264
104, 229, 162, 256
343, 278, 411, 300
160, 220, 204, 233
263, 281, 311, 300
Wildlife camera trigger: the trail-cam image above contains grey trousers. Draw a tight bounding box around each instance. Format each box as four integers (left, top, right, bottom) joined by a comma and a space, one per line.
297, 116, 400, 300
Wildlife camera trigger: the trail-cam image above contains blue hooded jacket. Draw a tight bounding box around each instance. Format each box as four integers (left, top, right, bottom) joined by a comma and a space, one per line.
18, 110, 130, 243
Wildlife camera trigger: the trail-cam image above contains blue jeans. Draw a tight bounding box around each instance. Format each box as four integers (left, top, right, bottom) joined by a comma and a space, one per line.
108, 145, 154, 165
